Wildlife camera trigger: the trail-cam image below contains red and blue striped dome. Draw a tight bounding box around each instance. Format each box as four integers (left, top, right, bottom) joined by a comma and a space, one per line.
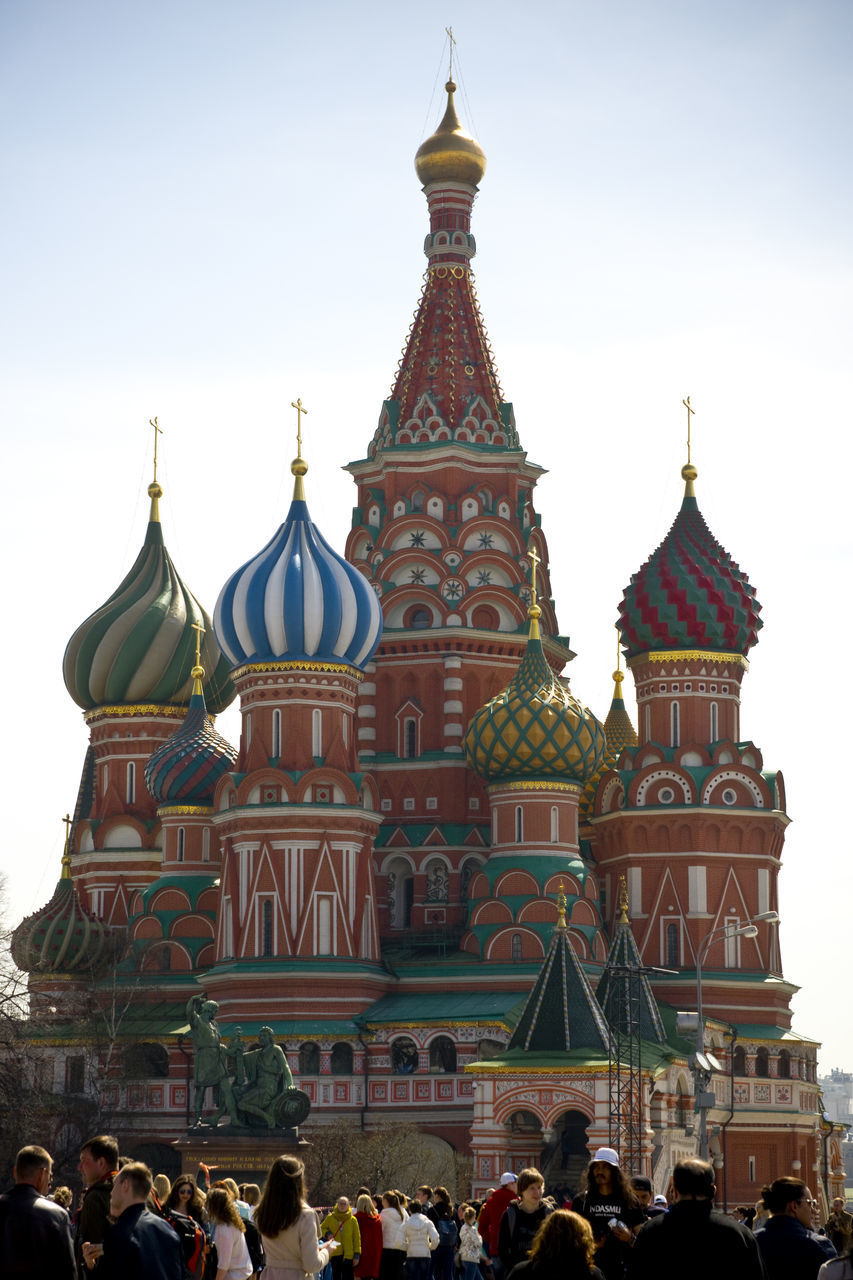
618, 472, 762, 659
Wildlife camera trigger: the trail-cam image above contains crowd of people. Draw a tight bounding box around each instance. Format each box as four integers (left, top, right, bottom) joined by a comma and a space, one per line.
1, 1134, 850, 1280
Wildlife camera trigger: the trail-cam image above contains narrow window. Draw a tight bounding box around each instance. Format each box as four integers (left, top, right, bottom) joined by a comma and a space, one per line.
404, 718, 417, 758
515, 806, 523, 843
644, 705, 651, 742
102, 764, 108, 794
342, 714, 348, 746
492, 809, 498, 844
665, 921, 680, 967
271, 709, 281, 759
550, 805, 559, 843
511, 934, 522, 961
748, 1156, 756, 1182
177, 827, 185, 862
724, 916, 742, 967
245, 713, 252, 747
710, 702, 719, 741
202, 828, 210, 862
262, 900, 273, 957
317, 896, 332, 954
126, 761, 136, 804
671, 702, 680, 748
312, 708, 322, 758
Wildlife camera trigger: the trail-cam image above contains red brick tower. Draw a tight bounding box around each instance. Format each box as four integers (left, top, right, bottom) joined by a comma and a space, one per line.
344, 80, 572, 943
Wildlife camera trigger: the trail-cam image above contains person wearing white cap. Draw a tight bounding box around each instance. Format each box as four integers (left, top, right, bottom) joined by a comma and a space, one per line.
478, 1173, 519, 1280
571, 1148, 643, 1280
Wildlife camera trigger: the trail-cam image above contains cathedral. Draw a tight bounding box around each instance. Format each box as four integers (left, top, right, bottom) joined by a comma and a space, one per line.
12, 76, 838, 1205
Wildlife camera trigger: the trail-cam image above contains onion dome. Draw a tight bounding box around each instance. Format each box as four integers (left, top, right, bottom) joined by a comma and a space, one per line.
214, 454, 383, 671
579, 670, 638, 822
11, 829, 124, 975
63, 480, 235, 713
465, 589, 605, 785
145, 655, 238, 806
618, 465, 762, 659
415, 80, 487, 187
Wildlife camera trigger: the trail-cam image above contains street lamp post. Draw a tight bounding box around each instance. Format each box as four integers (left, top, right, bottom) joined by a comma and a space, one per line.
691, 911, 780, 1160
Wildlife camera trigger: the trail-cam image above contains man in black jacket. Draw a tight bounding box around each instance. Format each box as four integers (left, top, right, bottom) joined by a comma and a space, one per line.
0, 1144, 76, 1280
81, 1162, 183, 1280
629, 1158, 765, 1280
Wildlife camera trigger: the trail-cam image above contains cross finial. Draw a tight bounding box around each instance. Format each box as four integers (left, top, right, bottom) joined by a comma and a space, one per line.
191, 620, 205, 668
556, 879, 567, 929
682, 396, 695, 465
291, 398, 308, 459
617, 875, 630, 926
149, 416, 163, 484
446, 26, 456, 79
528, 545, 541, 607
61, 813, 72, 879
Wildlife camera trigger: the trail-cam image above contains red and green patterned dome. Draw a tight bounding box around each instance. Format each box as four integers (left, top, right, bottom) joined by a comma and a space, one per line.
618, 467, 762, 659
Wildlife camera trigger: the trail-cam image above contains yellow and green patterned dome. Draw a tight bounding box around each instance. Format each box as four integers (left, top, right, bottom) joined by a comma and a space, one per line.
465, 610, 605, 785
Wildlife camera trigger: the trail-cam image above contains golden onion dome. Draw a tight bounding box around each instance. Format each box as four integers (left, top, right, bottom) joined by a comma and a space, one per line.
415, 80, 487, 188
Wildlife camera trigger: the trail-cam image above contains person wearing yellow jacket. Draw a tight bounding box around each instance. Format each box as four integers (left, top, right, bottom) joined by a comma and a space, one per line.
322, 1198, 362, 1280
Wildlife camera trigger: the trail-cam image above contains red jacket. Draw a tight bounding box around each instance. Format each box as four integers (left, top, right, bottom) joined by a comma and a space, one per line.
355, 1212, 383, 1279
478, 1187, 518, 1256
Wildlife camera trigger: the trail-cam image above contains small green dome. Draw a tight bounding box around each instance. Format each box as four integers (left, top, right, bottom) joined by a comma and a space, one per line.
465, 631, 605, 785
11, 877, 125, 975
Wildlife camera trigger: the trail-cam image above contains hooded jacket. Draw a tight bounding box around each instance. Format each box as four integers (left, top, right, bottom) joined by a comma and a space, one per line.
321, 1207, 362, 1261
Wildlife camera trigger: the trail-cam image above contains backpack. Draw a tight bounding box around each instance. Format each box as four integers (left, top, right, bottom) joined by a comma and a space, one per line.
437, 1217, 456, 1247
244, 1218, 266, 1273
162, 1207, 207, 1278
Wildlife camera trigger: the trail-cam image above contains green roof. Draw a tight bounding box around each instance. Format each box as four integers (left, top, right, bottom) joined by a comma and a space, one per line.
362, 990, 526, 1026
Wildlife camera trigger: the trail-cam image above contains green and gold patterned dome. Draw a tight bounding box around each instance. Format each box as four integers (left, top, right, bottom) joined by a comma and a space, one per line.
465, 606, 605, 786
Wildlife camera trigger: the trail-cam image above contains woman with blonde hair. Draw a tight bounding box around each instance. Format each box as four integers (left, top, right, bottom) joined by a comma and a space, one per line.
355, 1193, 383, 1280
207, 1187, 253, 1280
507, 1210, 605, 1280
255, 1154, 341, 1280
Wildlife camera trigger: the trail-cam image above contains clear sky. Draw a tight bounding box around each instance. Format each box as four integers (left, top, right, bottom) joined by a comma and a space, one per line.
3, 1, 851, 1068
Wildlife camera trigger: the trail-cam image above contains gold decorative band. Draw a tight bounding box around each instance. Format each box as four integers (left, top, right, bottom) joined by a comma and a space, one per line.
488, 779, 582, 794
84, 704, 187, 723
232, 660, 360, 679
157, 805, 213, 817
629, 650, 749, 670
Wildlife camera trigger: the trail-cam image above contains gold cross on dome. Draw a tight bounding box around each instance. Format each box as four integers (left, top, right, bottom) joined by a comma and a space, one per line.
291, 398, 308, 458
191, 620, 205, 666
62, 813, 72, 850
446, 26, 456, 79
528, 545, 541, 607
149, 416, 163, 483
682, 396, 695, 465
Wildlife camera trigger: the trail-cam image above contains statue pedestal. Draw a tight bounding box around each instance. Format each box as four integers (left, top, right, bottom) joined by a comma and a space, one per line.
174, 1129, 311, 1184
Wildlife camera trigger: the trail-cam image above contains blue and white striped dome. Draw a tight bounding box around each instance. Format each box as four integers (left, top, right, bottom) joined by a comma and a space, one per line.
214, 493, 383, 671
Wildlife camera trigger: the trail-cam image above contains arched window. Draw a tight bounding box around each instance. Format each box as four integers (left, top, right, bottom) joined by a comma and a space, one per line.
261, 900, 273, 957
515, 806, 523, 843
391, 1037, 418, 1074
245, 713, 252, 747
202, 828, 210, 862
777, 1049, 791, 1079
429, 1036, 457, 1073
710, 702, 719, 742
511, 934, 522, 961
404, 718, 417, 759
312, 709, 322, 758
410, 607, 431, 630
733, 1045, 747, 1075
755, 1047, 770, 1077
671, 702, 680, 748
644, 705, 651, 742
272, 709, 281, 759
665, 922, 680, 967
331, 1043, 353, 1075
412, 490, 425, 511
126, 761, 136, 804
492, 810, 498, 844
550, 805, 559, 843
177, 827, 185, 862
299, 1042, 320, 1075
124, 1043, 169, 1079
102, 764, 108, 795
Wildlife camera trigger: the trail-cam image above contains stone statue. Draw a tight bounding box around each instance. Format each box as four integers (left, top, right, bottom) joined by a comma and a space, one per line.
185, 994, 244, 1127
234, 1025, 296, 1128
